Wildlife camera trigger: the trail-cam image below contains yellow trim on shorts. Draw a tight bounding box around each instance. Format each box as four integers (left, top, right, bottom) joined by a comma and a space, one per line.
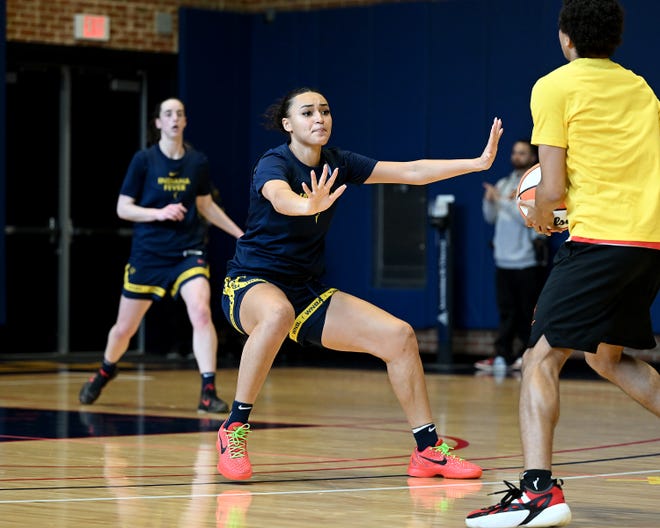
289, 288, 338, 343
223, 276, 267, 334
171, 266, 210, 297
123, 264, 167, 298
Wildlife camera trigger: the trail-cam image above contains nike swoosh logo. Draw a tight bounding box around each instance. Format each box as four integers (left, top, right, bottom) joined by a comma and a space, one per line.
202, 398, 211, 406
218, 434, 228, 454
428, 426, 436, 432
238, 405, 252, 410
420, 455, 448, 466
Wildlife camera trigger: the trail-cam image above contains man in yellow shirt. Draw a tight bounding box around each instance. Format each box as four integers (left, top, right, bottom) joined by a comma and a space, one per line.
466, 1, 660, 527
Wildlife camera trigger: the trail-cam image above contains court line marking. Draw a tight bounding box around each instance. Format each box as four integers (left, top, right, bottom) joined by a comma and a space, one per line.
0, 374, 154, 385
0, 468, 658, 504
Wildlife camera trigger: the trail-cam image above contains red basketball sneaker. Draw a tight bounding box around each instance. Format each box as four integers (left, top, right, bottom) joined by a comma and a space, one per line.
407, 440, 483, 479
465, 479, 571, 528
216, 422, 252, 480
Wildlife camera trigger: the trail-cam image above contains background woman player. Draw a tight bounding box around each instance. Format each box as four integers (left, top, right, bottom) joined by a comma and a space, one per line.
79, 98, 244, 414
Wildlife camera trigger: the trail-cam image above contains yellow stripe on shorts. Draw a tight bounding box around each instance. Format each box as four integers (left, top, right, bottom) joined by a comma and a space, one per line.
171, 266, 210, 297
223, 276, 267, 334
123, 264, 167, 299
289, 288, 337, 343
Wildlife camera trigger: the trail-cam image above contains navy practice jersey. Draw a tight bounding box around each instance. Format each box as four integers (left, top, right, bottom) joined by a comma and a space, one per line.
227, 143, 378, 280
120, 144, 212, 258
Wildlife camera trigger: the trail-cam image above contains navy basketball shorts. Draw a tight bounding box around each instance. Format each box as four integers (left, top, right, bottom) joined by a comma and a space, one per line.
222, 275, 338, 348
122, 253, 210, 301
529, 242, 660, 353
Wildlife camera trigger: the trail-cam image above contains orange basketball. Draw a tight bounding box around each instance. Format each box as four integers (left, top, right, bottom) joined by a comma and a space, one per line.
516, 163, 568, 231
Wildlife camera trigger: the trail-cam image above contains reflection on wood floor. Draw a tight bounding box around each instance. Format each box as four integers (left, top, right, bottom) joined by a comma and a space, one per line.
0, 361, 658, 527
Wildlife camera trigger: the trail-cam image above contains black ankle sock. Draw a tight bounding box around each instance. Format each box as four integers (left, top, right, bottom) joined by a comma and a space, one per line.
93, 360, 117, 388
412, 423, 439, 451
101, 359, 117, 377
201, 372, 216, 394
522, 469, 553, 491
225, 400, 253, 427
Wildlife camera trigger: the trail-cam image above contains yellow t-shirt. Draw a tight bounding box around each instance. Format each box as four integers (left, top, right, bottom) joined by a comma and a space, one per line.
531, 58, 660, 246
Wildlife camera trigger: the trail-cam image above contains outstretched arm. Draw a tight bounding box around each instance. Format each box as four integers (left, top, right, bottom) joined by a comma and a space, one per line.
364, 117, 503, 185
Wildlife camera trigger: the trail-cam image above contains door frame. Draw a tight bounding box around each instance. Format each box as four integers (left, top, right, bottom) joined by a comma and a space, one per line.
3, 43, 177, 355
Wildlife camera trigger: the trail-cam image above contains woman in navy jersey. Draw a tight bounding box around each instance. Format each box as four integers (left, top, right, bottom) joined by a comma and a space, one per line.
216, 87, 503, 481
79, 98, 244, 413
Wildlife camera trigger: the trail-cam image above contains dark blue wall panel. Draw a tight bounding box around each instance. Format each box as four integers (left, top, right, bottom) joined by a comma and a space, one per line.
249, 3, 436, 324
426, 0, 492, 330
178, 8, 252, 286
179, 0, 660, 332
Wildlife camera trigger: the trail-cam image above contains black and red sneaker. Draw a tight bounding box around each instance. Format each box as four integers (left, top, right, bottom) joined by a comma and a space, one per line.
465, 479, 571, 527
79, 369, 117, 405
198, 384, 229, 414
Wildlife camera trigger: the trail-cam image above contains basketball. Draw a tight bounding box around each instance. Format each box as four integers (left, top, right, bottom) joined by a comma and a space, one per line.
516, 163, 568, 231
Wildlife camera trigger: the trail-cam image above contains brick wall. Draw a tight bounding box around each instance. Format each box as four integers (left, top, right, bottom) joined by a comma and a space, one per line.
6, 0, 410, 53
416, 328, 497, 358
415, 327, 660, 364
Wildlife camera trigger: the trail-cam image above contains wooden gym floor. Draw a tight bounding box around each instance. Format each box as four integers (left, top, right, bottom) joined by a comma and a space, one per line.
0, 353, 658, 527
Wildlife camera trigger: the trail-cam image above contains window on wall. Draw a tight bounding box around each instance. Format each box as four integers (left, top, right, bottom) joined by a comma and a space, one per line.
374, 184, 427, 288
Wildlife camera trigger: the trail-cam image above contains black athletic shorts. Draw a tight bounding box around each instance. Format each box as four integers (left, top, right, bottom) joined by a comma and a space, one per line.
122, 253, 210, 301
529, 242, 660, 353
221, 275, 337, 348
